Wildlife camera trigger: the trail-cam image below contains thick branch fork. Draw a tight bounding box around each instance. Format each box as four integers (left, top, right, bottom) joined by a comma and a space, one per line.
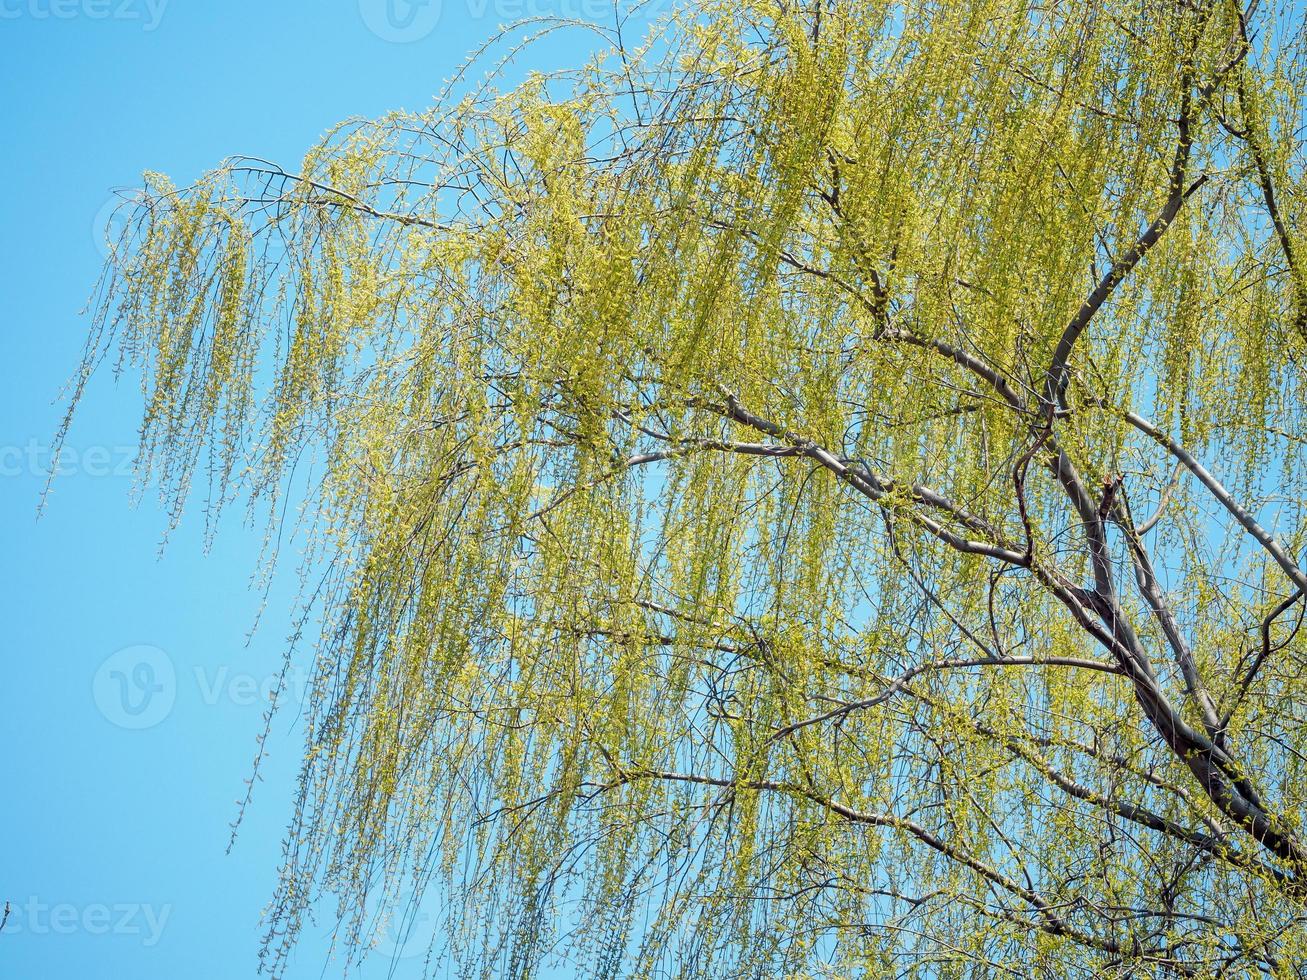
704, 387, 1307, 890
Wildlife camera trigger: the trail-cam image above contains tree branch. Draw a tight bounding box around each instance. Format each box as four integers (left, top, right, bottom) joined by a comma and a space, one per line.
1124, 410, 1307, 593
1044, 82, 1207, 413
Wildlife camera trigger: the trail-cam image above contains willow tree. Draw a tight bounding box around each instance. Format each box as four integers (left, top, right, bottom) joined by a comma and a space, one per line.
65, 0, 1307, 975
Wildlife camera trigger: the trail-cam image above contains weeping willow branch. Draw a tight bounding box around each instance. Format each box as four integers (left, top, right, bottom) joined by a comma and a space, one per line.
63, 1, 1307, 976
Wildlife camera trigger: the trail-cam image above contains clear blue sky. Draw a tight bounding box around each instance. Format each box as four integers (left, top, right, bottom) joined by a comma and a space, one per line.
0, 3, 664, 977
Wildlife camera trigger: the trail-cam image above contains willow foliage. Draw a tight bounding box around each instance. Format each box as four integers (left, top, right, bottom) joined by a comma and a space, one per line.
68, 0, 1307, 975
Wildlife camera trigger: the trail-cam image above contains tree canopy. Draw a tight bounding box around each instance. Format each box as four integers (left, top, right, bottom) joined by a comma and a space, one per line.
67, 0, 1307, 975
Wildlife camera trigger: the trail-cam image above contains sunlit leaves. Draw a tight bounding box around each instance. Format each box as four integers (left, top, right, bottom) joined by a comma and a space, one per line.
68, 0, 1307, 976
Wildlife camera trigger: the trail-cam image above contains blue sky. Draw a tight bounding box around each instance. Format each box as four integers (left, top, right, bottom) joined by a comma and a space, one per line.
0, 3, 666, 977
